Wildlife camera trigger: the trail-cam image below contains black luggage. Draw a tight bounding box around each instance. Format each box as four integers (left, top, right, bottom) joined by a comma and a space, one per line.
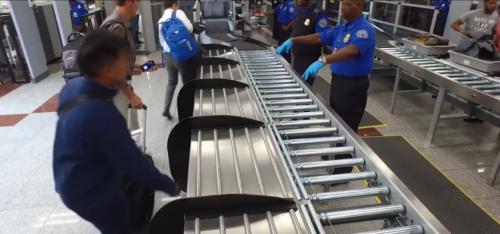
125, 105, 155, 229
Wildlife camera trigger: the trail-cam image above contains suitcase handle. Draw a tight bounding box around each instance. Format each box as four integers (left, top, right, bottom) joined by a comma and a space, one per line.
128, 104, 148, 110
128, 104, 147, 153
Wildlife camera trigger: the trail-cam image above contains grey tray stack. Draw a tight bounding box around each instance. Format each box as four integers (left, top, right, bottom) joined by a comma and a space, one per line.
150, 46, 450, 234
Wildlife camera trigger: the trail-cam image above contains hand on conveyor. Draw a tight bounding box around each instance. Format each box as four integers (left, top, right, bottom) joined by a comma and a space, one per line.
302, 61, 324, 80
276, 39, 293, 55
174, 184, 182, 196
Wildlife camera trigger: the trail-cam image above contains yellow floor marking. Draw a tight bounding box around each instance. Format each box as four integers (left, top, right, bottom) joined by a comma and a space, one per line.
354, 165, 382, 204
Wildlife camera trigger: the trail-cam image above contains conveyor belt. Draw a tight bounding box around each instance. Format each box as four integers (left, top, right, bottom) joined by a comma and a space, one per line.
203, 19, 267, 51
153, 45, 450, 234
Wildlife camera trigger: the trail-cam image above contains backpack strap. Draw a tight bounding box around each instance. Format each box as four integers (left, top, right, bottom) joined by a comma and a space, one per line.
101, 19, 128, 40
58, 93, 113, 116
172, 9, 177, 19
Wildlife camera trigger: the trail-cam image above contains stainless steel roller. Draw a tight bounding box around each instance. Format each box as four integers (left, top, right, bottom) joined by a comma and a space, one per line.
183, 47, 449, 234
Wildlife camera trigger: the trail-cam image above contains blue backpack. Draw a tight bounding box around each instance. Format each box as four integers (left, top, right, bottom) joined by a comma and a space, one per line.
160, 10, 198, 62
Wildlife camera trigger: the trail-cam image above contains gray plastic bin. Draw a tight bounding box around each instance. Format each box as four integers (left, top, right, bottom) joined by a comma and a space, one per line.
403, 38, 456, 55
448, 50, 500, 73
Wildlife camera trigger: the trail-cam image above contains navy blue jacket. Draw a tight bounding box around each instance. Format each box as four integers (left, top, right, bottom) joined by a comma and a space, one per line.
53, 77, 175, 210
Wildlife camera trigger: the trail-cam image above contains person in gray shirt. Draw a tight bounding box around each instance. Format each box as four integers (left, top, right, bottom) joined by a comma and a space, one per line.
451, 0, 498, 43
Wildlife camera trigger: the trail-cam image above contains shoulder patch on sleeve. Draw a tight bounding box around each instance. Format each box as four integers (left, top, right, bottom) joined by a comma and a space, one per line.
319, 18, 328, 28
289, 7, 294, 13
356, 29, 369, 38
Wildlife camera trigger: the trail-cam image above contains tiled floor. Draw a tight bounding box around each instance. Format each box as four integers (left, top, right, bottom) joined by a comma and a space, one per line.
1, 48, 500, 233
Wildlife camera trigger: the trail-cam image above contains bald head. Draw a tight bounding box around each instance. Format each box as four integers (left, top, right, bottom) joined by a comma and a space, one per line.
341, 0, 365, 21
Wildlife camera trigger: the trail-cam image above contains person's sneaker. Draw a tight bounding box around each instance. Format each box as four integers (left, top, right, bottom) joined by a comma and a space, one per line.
162, 110, 172, 120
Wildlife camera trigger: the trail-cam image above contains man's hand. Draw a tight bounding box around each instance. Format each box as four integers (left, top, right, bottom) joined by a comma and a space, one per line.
460, 29, 470, 36
133, 69, 143, 76
174, 184, 182, 196
127, 92, 144, 109
282, 25, 290, 31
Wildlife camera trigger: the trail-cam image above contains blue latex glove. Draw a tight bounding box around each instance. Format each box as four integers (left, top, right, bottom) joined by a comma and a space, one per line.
276, 39, 293, 55
302, 61, 324, 80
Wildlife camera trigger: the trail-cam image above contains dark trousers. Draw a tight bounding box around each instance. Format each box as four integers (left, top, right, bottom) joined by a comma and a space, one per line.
292, 55, 317, 86
272, 15, 280, 40
278, 24, 292, 63
130, 14, 140, 46
68, 195, 133, 234
329, 73, 369, 174
163, 53, 200, 110
433, 15, 447, 36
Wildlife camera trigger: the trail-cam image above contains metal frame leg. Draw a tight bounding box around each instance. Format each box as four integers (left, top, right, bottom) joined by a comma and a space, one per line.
389, 67, 401, 114
425, 87, 446, 146
487, 151, 500, 186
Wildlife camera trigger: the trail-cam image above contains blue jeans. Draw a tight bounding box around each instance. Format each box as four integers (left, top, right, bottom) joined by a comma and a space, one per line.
130, 14, 140, 46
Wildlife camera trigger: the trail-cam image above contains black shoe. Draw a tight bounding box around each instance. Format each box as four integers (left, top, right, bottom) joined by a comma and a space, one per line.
162, 109, 172, 120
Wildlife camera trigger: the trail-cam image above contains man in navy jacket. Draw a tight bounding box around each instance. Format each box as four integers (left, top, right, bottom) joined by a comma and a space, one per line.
53, 29, 180, 234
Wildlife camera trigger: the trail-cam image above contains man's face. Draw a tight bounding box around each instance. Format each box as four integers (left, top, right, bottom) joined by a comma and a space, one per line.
103, 51, 131, 85
127, 0, 140, 15
484, 0, 498, 13
341, 0, 363, 19
297, 0, 308, 7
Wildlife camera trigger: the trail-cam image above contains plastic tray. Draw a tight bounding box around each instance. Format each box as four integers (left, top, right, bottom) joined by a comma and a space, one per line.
403, 38, 456, 55
448, 50, 500, 73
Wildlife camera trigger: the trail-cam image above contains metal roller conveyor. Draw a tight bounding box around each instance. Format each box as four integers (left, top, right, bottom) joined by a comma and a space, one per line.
309, 187, 389, 202
233, 48, 449, 234
301, 172, 376, 185
375, 45, 500, 189
317, 205, 405, 225
165, 21, 447, 231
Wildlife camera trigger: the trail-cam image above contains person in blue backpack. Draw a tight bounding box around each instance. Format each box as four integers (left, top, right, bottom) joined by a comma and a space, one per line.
69, 0, 88, 32
158, 0, 199, 119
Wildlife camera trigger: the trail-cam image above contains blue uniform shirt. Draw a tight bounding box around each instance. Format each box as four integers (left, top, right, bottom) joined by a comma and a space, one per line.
274, 0, 296, 24
434, 0, 450, 17
301, 2, 329, 33
69, 1, 88, 25
319, 16, 376, 77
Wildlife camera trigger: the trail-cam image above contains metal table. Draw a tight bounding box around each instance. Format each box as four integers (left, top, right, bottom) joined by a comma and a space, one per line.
374, 46, 500, 187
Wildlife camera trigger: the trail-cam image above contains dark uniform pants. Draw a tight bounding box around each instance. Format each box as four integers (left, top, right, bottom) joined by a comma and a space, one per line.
279, 24, 293, 63
329, 73, 370, 174
69, 195, 133, 234
292, 55, 317, 86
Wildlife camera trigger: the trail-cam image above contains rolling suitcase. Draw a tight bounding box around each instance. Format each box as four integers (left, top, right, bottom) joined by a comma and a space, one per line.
124, 104, 156, 229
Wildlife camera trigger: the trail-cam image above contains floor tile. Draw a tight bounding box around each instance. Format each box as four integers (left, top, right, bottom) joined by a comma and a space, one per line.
0, 206, 55, 234
33, 102, 58, 113
37, 202, 98, 234
7, 178, 61, 209
443, 169, 497, 199
0, 179, 29, 211
358, 127, 383, 137
0, 114, 28, 127
0, 83, 22, 98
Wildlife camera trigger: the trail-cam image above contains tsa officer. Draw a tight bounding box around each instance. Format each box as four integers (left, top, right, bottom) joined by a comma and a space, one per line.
285, 0, 329, 86
276, 0, 375, 178
433, 0, 450, 35
69, 0, 89, 32
264, 0, 297, 62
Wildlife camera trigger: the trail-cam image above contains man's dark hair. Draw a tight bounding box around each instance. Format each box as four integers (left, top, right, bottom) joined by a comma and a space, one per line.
115, 0, 138, 7
77, 29, 132, 78
164, 0, 179, 9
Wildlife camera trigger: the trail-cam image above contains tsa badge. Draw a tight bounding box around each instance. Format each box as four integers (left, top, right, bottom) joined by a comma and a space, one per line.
319, 18, 328, 28
305, 19, 310, 26
356, 29, 369, 38
289, 7, 294, 13
343, 34, 351, 43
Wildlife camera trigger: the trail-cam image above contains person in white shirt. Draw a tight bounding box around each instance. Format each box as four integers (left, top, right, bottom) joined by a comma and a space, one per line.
158, 0, 199, 119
